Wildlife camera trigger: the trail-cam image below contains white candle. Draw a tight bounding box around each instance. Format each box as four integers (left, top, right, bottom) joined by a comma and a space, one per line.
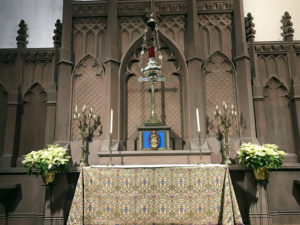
216, 105, 219, 110
90, 107, 93, 112
110, 109, 113, 134
75, 105, 78, 112
196, 108, 200, 132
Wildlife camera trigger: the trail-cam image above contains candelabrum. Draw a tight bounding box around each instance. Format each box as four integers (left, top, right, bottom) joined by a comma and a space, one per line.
213, 101, 237, 165
73, 105, 101, 167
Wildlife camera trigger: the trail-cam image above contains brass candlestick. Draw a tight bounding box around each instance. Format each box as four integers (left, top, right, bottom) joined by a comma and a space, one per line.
73, 105, 101, 167
214, 102, 237, 165
197, 131, 203, 164
107, 133, 113, 166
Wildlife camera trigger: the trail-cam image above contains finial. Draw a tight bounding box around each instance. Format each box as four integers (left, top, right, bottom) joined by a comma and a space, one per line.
245, 13, 256, 42
53, 19, 62, 48
16, 20, 28, 48
281, 11, 294, 41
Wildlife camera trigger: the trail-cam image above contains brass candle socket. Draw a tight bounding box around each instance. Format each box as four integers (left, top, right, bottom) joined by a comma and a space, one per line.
73, 105, 101, 167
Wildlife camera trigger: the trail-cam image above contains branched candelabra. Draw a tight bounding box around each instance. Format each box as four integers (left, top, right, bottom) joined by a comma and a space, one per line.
214, 101, 237, 165
73, 105, 101, 167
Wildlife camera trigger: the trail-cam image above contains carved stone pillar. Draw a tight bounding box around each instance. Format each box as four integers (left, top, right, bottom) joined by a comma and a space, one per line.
54, 0, 73, 146
101, 0, 121, 152
233, 0, 257, 143
0, 21, 26, 167
1, 91, 21, 167
185, 0, 205, 149
282, 12, 300, 162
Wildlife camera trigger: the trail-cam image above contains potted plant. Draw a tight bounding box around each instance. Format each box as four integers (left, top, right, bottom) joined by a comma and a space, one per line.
22, 145, 70, 184
237, 143, 286, 182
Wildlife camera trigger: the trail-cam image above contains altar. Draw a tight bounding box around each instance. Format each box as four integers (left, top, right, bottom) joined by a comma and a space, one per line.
67, 164, 243, 225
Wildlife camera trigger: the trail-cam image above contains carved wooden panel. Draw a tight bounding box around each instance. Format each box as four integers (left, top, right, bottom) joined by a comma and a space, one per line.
159, 15, 185, 53
204, 51, 237, 136
19, 83, 47, 156
120, 17, 144, 55
198, 14, 232, 58
263, 77, 295, 153
197, 1, 234, 12
256, 55, 290, 88
72, 55, 105, 141
0, 62, 16, 91
0, 84, 7, 156
22, 61, 52, 96
126, 47, 183, 148
73, 18, 107, 63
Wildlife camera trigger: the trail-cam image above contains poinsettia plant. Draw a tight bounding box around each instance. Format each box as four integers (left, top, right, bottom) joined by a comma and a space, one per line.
22, 145, 70, 176
237, 143, 286, 170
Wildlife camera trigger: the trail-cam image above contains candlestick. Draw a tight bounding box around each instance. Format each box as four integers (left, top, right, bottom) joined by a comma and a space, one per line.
110, 109, 113, 134
196, 108, 200, 132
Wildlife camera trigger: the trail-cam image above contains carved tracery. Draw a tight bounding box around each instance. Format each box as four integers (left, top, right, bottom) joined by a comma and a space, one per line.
204, 51, 238, 136
72, 55, 105, 141
198, 14, 232, 57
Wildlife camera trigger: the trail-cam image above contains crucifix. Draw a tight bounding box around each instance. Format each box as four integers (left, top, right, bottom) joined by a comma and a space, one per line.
138, 7, 166, 126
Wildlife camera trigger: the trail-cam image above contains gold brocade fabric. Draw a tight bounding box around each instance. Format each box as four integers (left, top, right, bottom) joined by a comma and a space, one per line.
67, 165, 243, 225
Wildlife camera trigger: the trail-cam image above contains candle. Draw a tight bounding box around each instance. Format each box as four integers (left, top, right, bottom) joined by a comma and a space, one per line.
75, 105, 78, 113
231, 104, 234, 109
90, 107, 93, 112
110, 109, 113, 134
196, 108, 200, 132
216, 105, 219, 110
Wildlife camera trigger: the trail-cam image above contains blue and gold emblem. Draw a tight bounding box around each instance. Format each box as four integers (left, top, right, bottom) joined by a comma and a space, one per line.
148, 130, 160, 150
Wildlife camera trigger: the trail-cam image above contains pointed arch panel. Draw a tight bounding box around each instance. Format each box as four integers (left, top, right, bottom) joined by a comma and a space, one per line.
19, 83, 47, 157
204, 51, 238, 136
72, 54, 105, 140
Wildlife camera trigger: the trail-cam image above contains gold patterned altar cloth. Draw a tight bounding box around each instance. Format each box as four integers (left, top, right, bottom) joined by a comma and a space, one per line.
67, 165, 243, 225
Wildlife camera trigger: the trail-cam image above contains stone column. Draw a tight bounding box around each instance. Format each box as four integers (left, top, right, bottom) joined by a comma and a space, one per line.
44, 21, 61, 148
1, 91, 21, 167
282, 12, 300, 162
54, 0, 73, 146
185, 0, 205, 150
101, 0, 121, 152
0, 20, 27, 167
233, 0, 257, 143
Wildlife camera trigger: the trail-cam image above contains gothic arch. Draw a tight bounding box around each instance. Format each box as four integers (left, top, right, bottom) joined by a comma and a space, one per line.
264, 75, 289, 94
263, 76, 295, 154
71, 54, 105, 140
19, 83, 47, 159
203, 51, 238, 136
119, 33, 188, 150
